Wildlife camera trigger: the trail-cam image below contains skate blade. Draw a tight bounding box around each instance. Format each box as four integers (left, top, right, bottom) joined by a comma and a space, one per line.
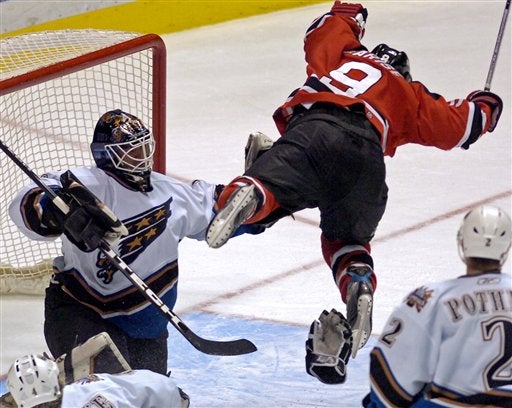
350, 293, 373, 359
206, 186, 256, 248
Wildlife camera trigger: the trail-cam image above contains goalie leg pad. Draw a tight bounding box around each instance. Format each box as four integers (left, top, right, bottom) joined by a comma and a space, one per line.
55, 332, 131, 384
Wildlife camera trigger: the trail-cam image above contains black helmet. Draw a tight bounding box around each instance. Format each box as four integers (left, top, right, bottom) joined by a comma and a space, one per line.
91, 110, 155, 192
372, 43, 412, 82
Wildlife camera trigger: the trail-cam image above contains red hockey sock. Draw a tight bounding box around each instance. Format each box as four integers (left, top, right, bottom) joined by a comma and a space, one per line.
321, 234, 377, 303
215, 176, 280, 223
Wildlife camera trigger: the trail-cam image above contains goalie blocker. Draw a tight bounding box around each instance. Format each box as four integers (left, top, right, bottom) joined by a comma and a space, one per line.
42, 170, 128, 251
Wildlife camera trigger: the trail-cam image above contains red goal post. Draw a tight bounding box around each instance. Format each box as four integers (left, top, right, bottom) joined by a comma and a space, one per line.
0, 29, 167, 295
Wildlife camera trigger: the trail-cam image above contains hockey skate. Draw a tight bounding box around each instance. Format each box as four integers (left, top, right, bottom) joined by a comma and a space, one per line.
345, 263, 374, 358
206, 184, 259, 248
245, 132, 274, 171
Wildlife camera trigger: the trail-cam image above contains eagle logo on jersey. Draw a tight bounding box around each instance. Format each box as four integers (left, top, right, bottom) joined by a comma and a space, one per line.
405, 286, 434, 312
96, 197, 173, 283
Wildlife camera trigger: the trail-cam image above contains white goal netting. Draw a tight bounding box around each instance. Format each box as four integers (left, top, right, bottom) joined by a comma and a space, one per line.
1, 29, 166, 295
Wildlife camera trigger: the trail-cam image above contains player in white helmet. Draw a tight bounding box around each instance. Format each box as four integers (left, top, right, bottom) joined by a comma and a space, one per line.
457, 205, 511, 265
3, 332, 188, 408
6, 353, 188, 408
363, 205, 512, 407
7, 354, 60, 408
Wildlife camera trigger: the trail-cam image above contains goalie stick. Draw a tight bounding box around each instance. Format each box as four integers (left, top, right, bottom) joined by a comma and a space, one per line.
485, 0, 510, 91
0, 139, 257, 356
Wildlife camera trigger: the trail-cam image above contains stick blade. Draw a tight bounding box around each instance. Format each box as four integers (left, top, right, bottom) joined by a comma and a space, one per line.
185, 331, 257, 356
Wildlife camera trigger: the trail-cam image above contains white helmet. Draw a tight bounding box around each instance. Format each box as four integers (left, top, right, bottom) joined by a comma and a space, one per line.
457, 205, 512, 265
7, 354, 61, 408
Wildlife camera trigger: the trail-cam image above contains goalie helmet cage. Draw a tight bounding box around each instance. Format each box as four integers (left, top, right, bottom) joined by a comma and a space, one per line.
0, 29, 167, 295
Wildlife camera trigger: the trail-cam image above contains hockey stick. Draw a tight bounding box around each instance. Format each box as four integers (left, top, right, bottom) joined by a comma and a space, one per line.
0, 139, 257, 356
484, 0, 510, 90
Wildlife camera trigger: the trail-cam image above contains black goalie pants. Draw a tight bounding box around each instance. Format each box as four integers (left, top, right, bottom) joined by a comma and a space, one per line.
44, 283, 168, 374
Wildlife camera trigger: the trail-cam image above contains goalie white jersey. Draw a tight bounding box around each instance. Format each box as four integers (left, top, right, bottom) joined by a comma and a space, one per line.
9, 166, 216, 339
61, 370, 187, 407
365, 271, 512, 407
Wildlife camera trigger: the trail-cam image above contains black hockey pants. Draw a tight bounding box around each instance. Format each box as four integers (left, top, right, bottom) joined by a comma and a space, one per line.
245, 102, 388, 243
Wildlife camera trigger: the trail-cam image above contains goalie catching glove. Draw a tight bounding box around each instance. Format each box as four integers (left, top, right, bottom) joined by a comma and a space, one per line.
42, 170, 128, 251
305, 309, 353, 384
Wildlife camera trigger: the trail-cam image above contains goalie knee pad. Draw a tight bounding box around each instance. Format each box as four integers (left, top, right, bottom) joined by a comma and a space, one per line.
56, 332, 131, 384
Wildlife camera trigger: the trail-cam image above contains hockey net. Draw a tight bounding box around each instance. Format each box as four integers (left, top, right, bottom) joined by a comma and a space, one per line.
0, 30, 166, 295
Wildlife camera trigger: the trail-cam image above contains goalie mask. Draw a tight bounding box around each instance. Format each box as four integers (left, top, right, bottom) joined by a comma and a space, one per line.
372, 43, 412, 82
7, 354, 61, 408
457, 205, 512, 266
91, 109, 155, 192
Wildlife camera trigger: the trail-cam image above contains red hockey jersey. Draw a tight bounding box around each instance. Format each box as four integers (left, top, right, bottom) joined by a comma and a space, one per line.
272, 12, 493, 157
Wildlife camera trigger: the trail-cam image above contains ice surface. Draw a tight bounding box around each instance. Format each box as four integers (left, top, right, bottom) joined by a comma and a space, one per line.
1, 2, 510, 407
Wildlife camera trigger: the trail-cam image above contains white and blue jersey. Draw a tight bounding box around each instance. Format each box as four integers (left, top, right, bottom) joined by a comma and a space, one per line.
62, 370, 186, 407
9, 166, 216, 339
364, 272, 512, 407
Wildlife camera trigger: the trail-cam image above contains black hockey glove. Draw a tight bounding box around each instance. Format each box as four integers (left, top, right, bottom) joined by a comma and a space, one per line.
43, 171, 128, 251
305, 309, 353, 384
467, 90, 503, 133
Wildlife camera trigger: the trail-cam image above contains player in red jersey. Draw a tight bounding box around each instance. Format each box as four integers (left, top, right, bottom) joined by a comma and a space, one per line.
206, 1, 504, 384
